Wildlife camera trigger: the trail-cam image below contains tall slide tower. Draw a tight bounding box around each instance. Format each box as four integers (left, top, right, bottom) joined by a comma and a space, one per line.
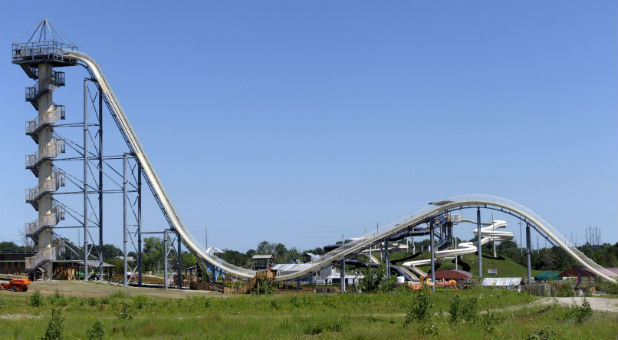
13, 19, 76, 278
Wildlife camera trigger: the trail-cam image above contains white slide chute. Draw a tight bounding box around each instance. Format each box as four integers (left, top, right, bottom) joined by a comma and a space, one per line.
402, 220, 513, 269
65, 50, 617, 284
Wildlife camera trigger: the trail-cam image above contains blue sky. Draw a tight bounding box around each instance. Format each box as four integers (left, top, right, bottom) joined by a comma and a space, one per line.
0, 1, 616, 252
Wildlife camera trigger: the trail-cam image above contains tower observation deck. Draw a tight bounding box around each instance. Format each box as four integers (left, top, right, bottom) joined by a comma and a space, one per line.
13, 19, 77, 278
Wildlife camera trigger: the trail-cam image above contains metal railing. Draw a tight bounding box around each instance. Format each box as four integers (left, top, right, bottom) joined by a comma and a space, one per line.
25, 138, 65, 169
25, 246, 57, 271
12, 41, 77, 64
25, 172, 65, 203
25, 85, 41, 101
51, 71, 65, 86
25, 206, 64, 236
25, 105, 65, 135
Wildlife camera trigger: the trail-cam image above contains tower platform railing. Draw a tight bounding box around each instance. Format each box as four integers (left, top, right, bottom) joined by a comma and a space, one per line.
12, 41, 77, 65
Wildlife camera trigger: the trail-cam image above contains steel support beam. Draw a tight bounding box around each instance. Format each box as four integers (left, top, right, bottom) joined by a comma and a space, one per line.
526, 223, 532, 283
177, 230, 182, 289
98, 84, 103, 281
137, 164, 142, 286
122, 153, 128, 287
83, 79, 88, 282
429, 220, 436, 293
163, 230, 168, 289
477, 208, 482, 280
340, 258, 345, 293
384, 240, 390, 278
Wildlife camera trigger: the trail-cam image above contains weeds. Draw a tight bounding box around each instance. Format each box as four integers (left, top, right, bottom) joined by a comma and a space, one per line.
41, 309, 64, 340
526, 326, 556, 340
556, 284, 573, 297
86, 321, 105, 340
270, 299, 279, 310
481, 310, 504, 334
116, 302, 137, 320
405, 288, 432, 324
29, 290, 43, 307
449, 293, 478, 323
565, 299, 592, 323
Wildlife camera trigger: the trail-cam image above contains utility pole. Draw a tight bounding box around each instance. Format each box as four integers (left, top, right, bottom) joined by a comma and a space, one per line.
525, 223, 532, 283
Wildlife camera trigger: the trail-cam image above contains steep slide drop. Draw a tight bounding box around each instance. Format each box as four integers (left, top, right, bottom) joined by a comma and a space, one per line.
65, 50, 617, 284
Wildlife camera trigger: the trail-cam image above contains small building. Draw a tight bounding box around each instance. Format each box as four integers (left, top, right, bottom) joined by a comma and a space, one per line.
482, 277, 524, 291
251, 254, 274, 270
558, 268, 596, 284
434, 269, 473, 281
0, 251, 35, 274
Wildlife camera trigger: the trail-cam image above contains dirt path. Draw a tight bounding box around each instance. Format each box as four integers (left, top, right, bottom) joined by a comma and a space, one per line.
0, 280, 221, 299
533, 297, 618, 313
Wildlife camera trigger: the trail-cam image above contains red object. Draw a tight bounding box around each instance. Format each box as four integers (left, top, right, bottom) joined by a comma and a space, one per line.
433, 270, 473, 280
558, 268, 596, 278
0, 278, 31, 292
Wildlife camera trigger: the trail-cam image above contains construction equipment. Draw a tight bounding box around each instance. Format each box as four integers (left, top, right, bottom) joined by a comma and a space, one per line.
0, 278, 31, 292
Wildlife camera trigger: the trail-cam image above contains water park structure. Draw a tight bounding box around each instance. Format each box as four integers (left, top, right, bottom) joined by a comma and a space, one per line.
12, 19, 618, 291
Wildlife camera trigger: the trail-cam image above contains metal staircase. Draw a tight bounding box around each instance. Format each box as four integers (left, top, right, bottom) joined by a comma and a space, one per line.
25, 138, 65, 176
25, 105, 65, 142
25, 205, 65, 238
25, 171, 65, 211
25, 245, 58, 271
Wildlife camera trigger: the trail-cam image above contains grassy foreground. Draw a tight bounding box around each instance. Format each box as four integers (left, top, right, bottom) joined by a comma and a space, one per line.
0, 288, 615, 339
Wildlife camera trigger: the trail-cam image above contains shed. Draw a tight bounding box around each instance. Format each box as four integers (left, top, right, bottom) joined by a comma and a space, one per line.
558, 268, 596, 284
481, 277, 524, 291
433, 270, 472, 280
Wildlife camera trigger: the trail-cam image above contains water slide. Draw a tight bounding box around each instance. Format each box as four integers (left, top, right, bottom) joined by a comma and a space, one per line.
402, 220, 513, 269
65, 50, 618, 284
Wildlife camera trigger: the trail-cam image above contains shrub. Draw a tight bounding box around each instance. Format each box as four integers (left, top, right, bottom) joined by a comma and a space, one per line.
358, 265, 395, 293
556, 284, 573, 297
405, 288, 432, 324
460, 296, 478, 323
86, 321, 105, 340
132, 295, 152, 309
41, 309, 64, 340
30, 290, 43, 307
481, 310, 504, 334
115, 302, 137, 320
49, 290, 67, 306
565, 299, 592, 323
378, 274, 397, 293
252, 279, 274, 294
595, 281, 618, 295
270, 299, 279, 310
526, 326, 556, 340
290, 296, 308, 308
449, 294, 478, 323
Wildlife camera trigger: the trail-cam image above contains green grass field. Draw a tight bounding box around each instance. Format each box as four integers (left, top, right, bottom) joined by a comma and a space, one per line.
0, 287, 615, 339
